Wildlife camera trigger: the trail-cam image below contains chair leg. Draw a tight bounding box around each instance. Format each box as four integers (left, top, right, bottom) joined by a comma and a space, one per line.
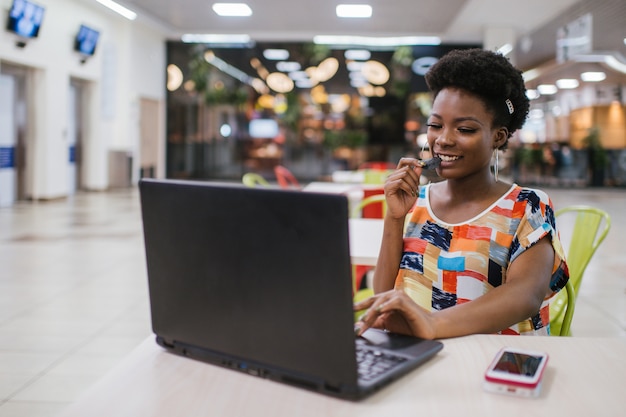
559, 280, 576, 336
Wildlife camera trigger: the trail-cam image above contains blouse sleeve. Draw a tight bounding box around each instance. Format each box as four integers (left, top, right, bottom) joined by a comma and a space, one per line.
509, 189, 569, 292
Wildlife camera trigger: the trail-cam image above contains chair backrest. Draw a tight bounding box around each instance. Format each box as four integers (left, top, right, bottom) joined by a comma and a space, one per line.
274, 165, 300, 189
242, 172, 270, 188
358, 162, 396, 185
351, 193, 387, 218
556, 205, 611, 294
550, 205, 611, 336
361, 169, 395, 185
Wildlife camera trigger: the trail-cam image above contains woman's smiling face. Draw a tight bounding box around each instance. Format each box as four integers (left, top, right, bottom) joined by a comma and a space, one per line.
427, 87, 506, 181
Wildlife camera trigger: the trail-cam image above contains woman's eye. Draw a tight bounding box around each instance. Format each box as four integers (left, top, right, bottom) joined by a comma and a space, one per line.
458, 128, 477, 134
426, 123, 441, 129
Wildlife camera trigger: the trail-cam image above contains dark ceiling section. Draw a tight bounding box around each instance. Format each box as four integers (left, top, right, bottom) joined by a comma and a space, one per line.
168, 42, 482, 98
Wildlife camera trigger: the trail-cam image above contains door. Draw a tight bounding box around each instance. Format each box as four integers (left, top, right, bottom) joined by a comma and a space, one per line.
68, 79, 86, 193
0, 65, 26, 206
0, 73, 16, 206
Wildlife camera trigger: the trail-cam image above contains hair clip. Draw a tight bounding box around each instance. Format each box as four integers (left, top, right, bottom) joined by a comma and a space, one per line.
505, 99, 514, 115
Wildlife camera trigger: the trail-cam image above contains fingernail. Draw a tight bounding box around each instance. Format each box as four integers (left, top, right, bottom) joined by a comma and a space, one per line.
354, 324, 362, 335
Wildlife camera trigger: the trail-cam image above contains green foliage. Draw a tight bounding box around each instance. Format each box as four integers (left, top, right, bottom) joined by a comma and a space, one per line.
323, 129, 367, 150
391, 45, 413, 67
188, 47, 248, 107
583, 127, 609, 168
281, 91, 302, 133
301, 43, 331, 65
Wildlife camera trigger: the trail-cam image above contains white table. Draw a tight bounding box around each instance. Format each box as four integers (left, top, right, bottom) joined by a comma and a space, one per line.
59, 335, 626, 417
303, 181, 386, 217
349, 218, 383, 266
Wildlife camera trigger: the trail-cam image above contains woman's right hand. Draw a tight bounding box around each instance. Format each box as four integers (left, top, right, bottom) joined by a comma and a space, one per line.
383, 158, 423, 219
353, 289, 437, 340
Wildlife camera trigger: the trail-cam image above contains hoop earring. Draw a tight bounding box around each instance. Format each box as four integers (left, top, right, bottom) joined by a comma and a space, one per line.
493, 149, 499, 182
421, 140, 428, 158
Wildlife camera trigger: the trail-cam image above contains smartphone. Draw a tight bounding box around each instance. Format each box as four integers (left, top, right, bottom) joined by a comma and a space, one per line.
483, 347, 549, 397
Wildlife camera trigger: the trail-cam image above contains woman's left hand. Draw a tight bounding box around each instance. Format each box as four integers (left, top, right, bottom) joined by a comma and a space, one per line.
353, 289, 437, 340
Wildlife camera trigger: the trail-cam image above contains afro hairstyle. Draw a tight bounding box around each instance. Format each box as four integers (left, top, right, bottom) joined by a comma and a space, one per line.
424, 48, 530, 147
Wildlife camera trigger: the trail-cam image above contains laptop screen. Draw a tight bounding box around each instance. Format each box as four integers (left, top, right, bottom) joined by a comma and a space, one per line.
140, 180, 359, 388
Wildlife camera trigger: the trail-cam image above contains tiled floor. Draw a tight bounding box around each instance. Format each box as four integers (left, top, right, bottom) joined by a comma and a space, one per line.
0, 185, 624, 416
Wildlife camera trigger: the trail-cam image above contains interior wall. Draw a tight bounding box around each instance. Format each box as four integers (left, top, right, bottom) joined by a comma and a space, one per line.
570, 104, 626, 149
0, 0, 166, 199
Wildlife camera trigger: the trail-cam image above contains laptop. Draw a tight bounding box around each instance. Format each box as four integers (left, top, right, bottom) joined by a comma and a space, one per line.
139, 178, 443, 400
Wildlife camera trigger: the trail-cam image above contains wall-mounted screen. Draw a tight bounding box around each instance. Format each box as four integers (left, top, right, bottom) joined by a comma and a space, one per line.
74, 25, 100, 56
6, 0, 45, 39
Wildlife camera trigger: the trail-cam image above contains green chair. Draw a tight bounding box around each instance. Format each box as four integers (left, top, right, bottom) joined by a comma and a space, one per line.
351, 193, 387, 219
242, 172, 270, 188
550, 206, 611, 336
358, 162, 395, 185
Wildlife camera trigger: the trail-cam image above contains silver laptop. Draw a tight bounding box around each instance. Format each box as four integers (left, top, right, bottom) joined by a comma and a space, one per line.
139, 178, 443, 400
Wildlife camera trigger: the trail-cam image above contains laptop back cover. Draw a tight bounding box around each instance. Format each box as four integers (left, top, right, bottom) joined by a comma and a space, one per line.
139, 179, 360, 394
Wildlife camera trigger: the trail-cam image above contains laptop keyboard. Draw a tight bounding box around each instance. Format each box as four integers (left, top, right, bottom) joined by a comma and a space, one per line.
356, 344, 408, 381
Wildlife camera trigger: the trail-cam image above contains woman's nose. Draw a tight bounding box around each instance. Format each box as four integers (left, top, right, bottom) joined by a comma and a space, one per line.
434, 129, 454, 147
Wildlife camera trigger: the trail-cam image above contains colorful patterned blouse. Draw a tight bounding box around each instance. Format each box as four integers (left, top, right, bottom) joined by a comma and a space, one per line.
395, 183, 569, 335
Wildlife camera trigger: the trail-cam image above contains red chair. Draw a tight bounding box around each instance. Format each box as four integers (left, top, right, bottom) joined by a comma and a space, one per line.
274, 165, 301, 189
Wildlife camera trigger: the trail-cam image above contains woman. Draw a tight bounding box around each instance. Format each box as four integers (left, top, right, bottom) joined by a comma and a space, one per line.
354, 49, 569, 339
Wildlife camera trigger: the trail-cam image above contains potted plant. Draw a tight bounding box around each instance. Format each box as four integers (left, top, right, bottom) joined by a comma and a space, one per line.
582, 127, 608, 186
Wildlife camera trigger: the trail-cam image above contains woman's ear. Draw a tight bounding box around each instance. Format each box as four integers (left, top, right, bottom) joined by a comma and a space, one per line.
493, 127, 509, 149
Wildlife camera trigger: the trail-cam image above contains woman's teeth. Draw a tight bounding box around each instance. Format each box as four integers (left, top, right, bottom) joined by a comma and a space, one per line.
438, 155, 460, 162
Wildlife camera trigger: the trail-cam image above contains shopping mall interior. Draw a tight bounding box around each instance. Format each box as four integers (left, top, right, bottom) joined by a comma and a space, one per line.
0, 0, 625, 416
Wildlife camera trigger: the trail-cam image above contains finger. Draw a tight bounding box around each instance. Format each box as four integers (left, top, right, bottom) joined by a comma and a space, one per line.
388, 177, 419, 199
354, 311, 388, 336
386, 169, 420, 193
396, 157, 420, 170
355, 295, 392, 330
353, 295, 376, 312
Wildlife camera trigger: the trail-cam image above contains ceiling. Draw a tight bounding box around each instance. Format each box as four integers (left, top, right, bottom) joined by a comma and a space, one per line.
97, 0, 626, 98
108, 0, 581, 46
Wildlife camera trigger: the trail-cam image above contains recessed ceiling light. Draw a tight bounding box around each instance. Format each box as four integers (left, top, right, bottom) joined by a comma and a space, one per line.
263, 49, 289, 60
181, 34, 251, 44
276, 61, 301, 72
526, 89, 540, 100
581, 71, 606, 82
212, 3, 252, 17
529, 109, 544, 119
537, 84, 558, 95
295, 79, 317, 89
287, 71, 308, 81
556, 78, 579, 89
336, 4, 372, 18
314, 35, 440, 47
96, 0, 137, 20
344, 49, 371, 60
347, 61, 366, 72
